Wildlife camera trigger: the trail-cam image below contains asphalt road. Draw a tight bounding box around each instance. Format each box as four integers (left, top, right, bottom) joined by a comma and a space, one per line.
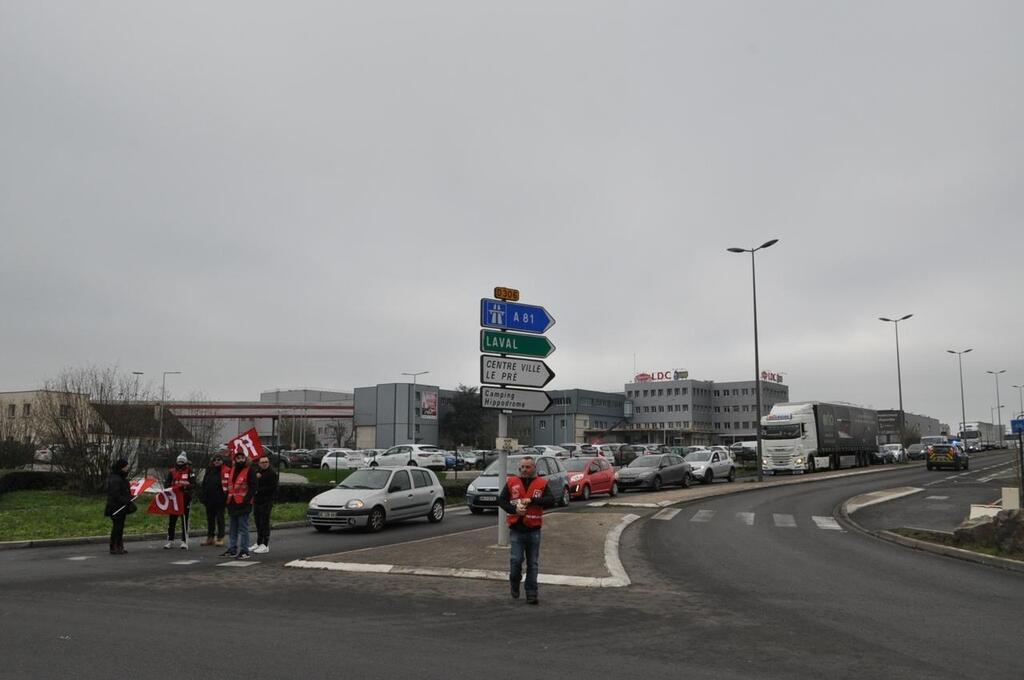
2, 453, 1021, 679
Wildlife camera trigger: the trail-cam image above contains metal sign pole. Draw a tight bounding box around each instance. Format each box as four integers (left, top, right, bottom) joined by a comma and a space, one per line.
497, 413, 509, 547
1018, 432, 1023, 502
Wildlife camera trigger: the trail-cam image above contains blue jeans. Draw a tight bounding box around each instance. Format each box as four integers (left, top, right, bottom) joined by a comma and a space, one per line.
509, 529, 541, 593
228, 513, 250, 554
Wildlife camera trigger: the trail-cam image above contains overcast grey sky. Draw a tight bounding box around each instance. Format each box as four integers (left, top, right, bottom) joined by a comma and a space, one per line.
2, 1, 1022, 429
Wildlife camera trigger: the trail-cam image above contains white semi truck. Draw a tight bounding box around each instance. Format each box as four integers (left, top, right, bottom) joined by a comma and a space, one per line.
760, 402, 879, 474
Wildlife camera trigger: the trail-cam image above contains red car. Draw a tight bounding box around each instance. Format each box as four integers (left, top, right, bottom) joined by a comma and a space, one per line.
564, 457, 618, 500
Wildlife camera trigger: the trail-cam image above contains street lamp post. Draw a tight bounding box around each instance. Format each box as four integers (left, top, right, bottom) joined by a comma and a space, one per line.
401, 371, 429, 445
947, 350, 972, 442
1012, 384, 1024, 420
879, 314, 913, 444
728, 238, 779, 482
987, 370, 1007, 447
158, 371, 181, 455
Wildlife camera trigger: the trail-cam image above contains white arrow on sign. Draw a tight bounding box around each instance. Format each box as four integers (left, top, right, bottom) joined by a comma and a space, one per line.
479, 355, 555, 389
480, 387, 551, 412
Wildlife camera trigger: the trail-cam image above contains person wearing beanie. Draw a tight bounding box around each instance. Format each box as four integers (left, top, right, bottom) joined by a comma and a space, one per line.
103, 459, 133, 555
200, 453, 229, 546
163, 452, 196, 549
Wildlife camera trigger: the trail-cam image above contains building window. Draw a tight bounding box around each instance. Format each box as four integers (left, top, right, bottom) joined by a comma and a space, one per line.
22, 404, 31, 417
682, 388, 688, 395
643, 390, 649, 397
539, 421, 547, 430
560, 419, 566, 428
743, 422, 750, 429
742, 405, 749, 412
658, 405, 665, 413
674, 388, 680, 395
683, 421, 690, 428
733, 405, 740, 412
682, 405, 689, 412
724, 422, 731, 429
7, 404, 15, 418
714, 407, 720, 413
714, 423, 721, 430
713, 390, 719, 397
732, 389, 739, 396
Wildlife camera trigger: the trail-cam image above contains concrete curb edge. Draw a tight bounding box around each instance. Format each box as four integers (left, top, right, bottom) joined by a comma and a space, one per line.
0, 520, 309, 551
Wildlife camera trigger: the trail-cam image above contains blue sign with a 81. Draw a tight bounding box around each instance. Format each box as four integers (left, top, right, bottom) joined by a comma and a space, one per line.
480, 299, 555, 335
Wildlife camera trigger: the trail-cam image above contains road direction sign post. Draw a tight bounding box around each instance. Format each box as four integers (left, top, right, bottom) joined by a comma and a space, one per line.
481, 386, 552, 412
480, 330, 555, 358
480, 355, 555, 389
481, 299, 555, 334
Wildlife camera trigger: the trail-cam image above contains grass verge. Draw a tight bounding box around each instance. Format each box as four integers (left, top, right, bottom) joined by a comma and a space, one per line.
892, 527, 1024, 562
0, 490, 309, 542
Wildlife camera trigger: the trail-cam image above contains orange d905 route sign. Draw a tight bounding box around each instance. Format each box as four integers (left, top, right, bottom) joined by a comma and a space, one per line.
493, 287, 520, 301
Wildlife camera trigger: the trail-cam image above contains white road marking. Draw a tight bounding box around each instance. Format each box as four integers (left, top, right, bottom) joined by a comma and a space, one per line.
924, 496, 949, 500
690, 509, 715, 522
812, 516, 843, 531
216, 561, 258, 567
773, 513, 797, 528
588, 501, 608, 508
736, 512, 755, 526
172, 560, 200, 565
652, 508, 681, 521
66, 556, 95, 561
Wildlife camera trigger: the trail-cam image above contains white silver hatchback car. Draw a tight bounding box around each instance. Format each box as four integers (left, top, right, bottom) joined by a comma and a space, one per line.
308, 467, 446, 532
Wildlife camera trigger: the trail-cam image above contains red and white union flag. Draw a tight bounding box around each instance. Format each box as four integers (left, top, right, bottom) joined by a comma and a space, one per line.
129, 477, 157, 497
227, 428, 264, 461
146, 487, 185, 516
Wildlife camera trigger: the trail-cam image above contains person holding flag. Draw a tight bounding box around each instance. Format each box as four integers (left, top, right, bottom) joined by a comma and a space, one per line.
200, 452, 229, 547
222, 448, 255, 559
103, 459, 133, 555
163, 452, 196, 550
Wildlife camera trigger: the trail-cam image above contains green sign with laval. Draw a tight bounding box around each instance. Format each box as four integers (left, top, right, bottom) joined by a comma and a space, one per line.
480, 330, 555, 358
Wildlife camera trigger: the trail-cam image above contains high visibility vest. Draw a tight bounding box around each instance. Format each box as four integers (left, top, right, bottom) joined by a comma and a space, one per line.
506, 476, 547, 529
227, 466, 250, 506
169, 467, 192, 490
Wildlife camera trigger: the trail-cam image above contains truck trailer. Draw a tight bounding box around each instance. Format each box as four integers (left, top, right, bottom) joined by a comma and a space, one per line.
760, 402, 879, 474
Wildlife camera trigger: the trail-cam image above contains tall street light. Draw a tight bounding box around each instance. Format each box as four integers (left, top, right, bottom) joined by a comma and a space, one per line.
1012, 384, 1024, 419
947, 349, 971, 441
728, 238, 779, 482
879, 314, 913, 443
987, 369, 1007, 447
158, 371, 182, 454
402, 371, 429, 444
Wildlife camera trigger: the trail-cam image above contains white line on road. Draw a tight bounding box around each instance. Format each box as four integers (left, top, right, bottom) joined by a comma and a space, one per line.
812, 516, 843, 531
736, 512, 755, 526
172, 560, 200, 565
66, 556, 95, 561
690, 510, 715, 522
588, 501, 608, 508
652, 508, 680, 521
925, 496, 949, 500
773, 513, 797, 528
216, 561, 259, 567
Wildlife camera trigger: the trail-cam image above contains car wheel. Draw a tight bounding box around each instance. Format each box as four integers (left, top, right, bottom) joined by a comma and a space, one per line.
321, 465, 329, 470
280, 461, 289, 469
369, 461, 378, 468
964, 460, 969, 470
469, 506, 484, 515
680, 473, 690, 489
582, 485, 591, 501
727, 467, 736, 482
314, 525, 330, 533
926, 463, 933, 471
652, 476, 662, 492
808, 458, 816, 473
427, 500, 445, 523
703, 470, 714, 485
559, 487, 571, 507
609, 482, 618, 497
367, 507, 386, 532
408, 461, 418, 467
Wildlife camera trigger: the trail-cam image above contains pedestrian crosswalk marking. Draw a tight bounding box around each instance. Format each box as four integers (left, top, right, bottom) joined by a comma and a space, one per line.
811, 516, 842, 531
736, 512, 755, 526
924, 496, 949, 500
172, 560, 201, 565
690, 510, 715, 522
66, 556, 95, 561
773, 513, 797, 528
217, 561, 259, 567
652, 508, 680, 521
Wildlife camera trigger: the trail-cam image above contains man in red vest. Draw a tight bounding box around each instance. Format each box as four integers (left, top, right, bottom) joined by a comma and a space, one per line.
498, 456, 556, 604
221, 449, 255, 559
163, 452, 196, 549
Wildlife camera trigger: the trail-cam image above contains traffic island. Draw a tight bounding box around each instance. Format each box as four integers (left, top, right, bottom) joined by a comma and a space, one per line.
286, 511, 640, 587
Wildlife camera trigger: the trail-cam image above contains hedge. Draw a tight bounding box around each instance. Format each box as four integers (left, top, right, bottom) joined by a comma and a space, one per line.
0, 470, 70, 496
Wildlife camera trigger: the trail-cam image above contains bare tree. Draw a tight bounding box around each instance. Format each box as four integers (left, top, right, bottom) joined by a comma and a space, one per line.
278, 416, 318, 449
0, 411, 35, 469
323, 419, 349, 447
35, 366, 154, 492
174, 390, 227, 468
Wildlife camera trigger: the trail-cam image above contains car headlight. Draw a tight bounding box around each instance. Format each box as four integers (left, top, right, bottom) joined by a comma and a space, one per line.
309, 498, 320, 509
569, 473, 584, 483
346, 499, 365, 509
467, 482, 478, 493
794, 457, 803, 465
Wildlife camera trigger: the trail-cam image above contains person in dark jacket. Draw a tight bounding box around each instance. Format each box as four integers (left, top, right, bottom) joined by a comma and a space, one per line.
222, 450, 255, 559
163, 452, 197, 550
252, 455, 278, 554
103, 459, 133, 555
200, 453, 228, 546
498, 456, 557, 605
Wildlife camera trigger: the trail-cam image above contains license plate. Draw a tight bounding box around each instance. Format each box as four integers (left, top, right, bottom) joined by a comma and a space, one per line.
320, 511, 337, 518
479, 495, 497, 502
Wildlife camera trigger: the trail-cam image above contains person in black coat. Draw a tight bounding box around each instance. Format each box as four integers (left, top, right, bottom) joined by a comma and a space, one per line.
103, 459, 133, 555
200, 453, 228, 546
252, 455, 278, 554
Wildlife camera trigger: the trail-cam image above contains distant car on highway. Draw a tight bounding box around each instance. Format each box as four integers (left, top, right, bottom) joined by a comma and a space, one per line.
564, 456, 617, 500
880, 444, 906, 463
307, 467, 445, 532
906, 443, 926, 461
466, 454, 570, 513
871, 447, 895, 465
926, 443, 969, 471
684, 449, 736, 484
615, 453, 692, 492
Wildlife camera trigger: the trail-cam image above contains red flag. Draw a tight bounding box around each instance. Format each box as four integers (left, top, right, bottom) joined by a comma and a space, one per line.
129, 477, 157, 497
227, 428, 264, 461
147, 487, 185, 516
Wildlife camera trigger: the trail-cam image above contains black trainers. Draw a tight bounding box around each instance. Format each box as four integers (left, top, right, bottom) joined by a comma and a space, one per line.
220, 549, 236, 557
236, 552, 251, 560
510, 582, 520, 600
526, 591, 538, 605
